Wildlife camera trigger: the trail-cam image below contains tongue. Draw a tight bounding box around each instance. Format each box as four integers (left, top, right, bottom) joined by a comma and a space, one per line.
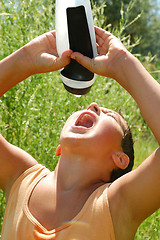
77, 116, 93, 128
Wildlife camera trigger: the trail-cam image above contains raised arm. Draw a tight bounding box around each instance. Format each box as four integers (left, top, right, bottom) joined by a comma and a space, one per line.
0, 30, 72, 194
113, 50, 160, 145
0, 30, 72, 97
71, 26, 160, 144
71, 26, 160, 238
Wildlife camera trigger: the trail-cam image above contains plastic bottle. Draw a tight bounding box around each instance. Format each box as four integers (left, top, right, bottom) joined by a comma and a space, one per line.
55, 0, 97, 95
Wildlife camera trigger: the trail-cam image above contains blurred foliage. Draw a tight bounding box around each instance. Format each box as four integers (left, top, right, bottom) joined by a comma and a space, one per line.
92, 0, 160, 58
0, 0, 159, 237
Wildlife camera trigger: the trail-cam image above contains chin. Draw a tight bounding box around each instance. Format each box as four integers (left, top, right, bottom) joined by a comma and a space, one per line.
60, 133, 90, 153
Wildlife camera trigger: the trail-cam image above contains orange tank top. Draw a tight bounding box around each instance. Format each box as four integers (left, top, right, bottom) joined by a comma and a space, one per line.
1, 164, 115, 240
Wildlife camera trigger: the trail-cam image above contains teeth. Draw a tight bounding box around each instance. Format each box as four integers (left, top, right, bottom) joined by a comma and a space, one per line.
76, 114, 93, 128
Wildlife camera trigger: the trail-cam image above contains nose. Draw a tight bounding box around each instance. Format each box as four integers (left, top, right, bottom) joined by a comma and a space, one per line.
87, 102, 101, 116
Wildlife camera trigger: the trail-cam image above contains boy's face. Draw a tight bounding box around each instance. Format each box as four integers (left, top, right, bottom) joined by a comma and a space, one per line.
60, 103, 126, 158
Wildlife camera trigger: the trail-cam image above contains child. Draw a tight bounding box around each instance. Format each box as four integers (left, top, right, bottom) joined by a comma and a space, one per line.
0, 27, 160, 240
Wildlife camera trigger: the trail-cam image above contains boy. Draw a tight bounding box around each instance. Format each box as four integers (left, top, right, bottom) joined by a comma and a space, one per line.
0, 27, 160, 239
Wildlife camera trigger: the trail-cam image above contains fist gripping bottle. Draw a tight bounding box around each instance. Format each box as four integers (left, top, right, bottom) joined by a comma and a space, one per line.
55, 0, 97, 95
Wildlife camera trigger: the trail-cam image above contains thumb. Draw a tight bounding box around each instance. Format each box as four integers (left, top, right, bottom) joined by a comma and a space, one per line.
71, 52, 111, 77
55, 49, 73, 70
71, 52, 95, 73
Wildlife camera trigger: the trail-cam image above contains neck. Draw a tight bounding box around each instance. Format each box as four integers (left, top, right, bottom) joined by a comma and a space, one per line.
54, 152, 109, 192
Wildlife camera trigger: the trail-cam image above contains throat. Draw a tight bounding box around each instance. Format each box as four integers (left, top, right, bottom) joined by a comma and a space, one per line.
56, 154, 107, 192
75, 113, 94, 128
55, 157, 88, 191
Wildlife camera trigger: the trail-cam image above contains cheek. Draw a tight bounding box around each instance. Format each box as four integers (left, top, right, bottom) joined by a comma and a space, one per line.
61, 114, 77, 132
97, 119, 116, 136
95, 120, 122, 145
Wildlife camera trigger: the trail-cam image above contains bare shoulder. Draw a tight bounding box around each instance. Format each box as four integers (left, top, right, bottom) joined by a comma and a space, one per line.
0, 134, 37, 193
107, 148, 160, 240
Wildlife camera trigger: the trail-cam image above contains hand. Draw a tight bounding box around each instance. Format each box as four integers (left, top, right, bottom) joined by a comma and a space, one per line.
71, 26, 128, 80
0, 30, 72, 96
23, 30, 72, 75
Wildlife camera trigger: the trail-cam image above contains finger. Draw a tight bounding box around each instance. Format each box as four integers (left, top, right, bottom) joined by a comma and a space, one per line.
40, 49, 72, 72
96, 43, 101, 55
61, 49, 73, 59
96, 34, 105, 47
99, 36, 114, 55
71, 53, 111, 77
55, 49, 73, 69
96, 37, 111, 56
71, 52, 95, 73
43, 31, 57, 53
71, 52, 107, 76
50, 30, 56, 37
94, 26, 112, 41
94, 27, 113, 55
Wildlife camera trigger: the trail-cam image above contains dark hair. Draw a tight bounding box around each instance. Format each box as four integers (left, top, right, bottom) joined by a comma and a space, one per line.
110, 126, 134, 182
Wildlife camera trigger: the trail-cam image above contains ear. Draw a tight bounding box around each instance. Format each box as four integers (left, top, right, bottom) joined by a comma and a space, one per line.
112, 152, 129, 169
55, 145, 61, 156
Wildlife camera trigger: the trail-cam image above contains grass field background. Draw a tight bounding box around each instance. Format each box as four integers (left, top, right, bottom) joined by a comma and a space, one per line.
0, 0, 160, 238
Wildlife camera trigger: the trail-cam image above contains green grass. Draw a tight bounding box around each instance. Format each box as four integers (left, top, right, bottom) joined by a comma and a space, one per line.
134, 137, 159, 239
0, 0, 160, 238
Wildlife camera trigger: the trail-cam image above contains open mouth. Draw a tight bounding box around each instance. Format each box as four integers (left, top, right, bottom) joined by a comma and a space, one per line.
75, 112, 95, 129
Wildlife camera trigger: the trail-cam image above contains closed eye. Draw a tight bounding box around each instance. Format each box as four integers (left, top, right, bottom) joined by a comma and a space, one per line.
106, 112, 116, 119
100, 108, 118, 121
100, 108, 126, 135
